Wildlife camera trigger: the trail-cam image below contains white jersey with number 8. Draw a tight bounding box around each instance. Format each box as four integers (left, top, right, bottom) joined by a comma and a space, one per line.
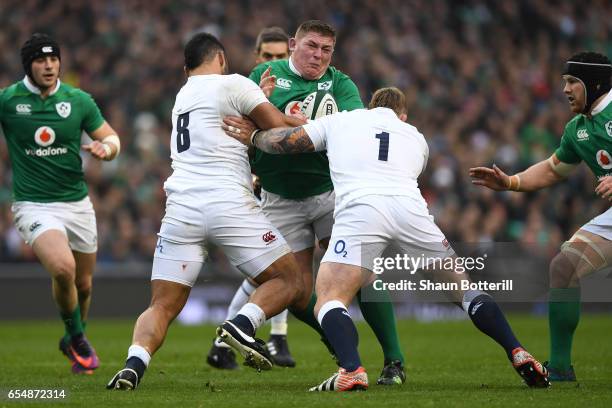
166, 74, 268, 191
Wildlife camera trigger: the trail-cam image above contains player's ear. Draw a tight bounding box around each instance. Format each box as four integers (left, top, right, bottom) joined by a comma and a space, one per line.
183, 65, 188, 76
399, 113, 407, 122
218, 52, 225, 68
288, 38, 297, 53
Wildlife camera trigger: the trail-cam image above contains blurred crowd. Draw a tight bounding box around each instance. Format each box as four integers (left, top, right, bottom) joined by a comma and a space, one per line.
1, 0, 611, 262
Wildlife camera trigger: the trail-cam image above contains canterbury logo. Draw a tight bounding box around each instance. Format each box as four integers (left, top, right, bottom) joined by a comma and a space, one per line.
29, 221, 42, 232
276, 78, 292, 89
262, 231, 277, 244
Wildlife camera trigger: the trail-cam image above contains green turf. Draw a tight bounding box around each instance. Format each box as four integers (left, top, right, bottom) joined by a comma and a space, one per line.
1, 315, 611, 407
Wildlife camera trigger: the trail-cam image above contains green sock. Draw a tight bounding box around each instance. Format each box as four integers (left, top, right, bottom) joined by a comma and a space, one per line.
358, 284, 405, 364
289, 293, 326, 338
549, 287, 581, 371
60, 306, 84, 338
63, 319, 86, 343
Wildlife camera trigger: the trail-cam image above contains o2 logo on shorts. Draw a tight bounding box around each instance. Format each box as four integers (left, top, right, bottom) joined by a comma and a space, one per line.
155, 238, 164, 254
262, 231, 277, 245
334, 239, 348, 258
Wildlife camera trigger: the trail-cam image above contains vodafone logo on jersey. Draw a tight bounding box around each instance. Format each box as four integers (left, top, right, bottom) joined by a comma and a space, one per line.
596, 150, 612, 169
25, 126, 67, 157
34, 126, 56, 147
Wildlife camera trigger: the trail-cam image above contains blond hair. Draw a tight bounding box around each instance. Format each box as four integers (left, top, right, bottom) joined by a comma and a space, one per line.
368, 87, 406, 116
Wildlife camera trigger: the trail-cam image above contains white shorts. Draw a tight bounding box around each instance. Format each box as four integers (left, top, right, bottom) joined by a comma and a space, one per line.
260, 189, 335, 252
11, 196, 97, 253
322, 194, 454, 271
152, 185, 291, 286
581, 206, 612, 240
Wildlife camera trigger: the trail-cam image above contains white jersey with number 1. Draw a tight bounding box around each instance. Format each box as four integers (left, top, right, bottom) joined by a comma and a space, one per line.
304, 107, 453, 271
166, 74, 268, 191
303, 107, 429, 214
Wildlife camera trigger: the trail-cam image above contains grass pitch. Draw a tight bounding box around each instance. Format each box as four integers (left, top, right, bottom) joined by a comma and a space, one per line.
1, 315, 611, 407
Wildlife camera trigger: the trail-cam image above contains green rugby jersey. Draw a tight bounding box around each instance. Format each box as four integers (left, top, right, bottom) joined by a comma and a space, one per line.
0, 78, 105, 202
249, 59, 363, 199
555, 92, 612, 179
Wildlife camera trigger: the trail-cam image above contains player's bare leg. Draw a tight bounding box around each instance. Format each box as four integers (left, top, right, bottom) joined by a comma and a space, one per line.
73, 251, 96, 323
217, 253, 309, 371
209, 248, 318, 370
547, 229, 612, 381
33, 230, 78, 313
294, 247, 315, 296
266, 247, 314, 367
429, 256, 549, 387
309, 262, 370, 391
132, 280, 191, 355
107, 278, 191, 390
33, 230, 98, 373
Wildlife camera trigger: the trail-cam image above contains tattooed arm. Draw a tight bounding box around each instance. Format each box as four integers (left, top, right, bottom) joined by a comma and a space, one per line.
251, 126, 315, 154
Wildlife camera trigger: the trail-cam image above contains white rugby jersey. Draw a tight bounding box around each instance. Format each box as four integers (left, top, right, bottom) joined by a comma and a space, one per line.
165, 74, 268, 191
303, 107, 429, 213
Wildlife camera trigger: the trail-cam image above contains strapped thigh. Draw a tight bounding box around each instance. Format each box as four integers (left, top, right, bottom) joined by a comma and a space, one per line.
560, 231, 609, 277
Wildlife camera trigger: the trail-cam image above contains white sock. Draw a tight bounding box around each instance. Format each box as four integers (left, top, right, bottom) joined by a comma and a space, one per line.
270, 309, 288, 335
226, 279, 257, 320
127, 344, 151, 367
237, 303, 266, 332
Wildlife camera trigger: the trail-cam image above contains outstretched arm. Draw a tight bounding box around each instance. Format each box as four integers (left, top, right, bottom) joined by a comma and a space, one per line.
469, 154, 571, 192
223, 122, 315, 155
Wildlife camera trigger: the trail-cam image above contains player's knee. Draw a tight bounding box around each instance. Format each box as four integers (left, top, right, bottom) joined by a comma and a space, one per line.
49, 257, 76, 285
549, 252, 577, 288
150, 299, 182, 322
76, 279, 92, 299
278, 268, 304, 304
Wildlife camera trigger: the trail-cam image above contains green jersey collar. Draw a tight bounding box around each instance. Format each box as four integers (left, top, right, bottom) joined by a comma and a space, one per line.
590, 89, 612, 116
22, 75, 61, 96
288, 56, 326, 80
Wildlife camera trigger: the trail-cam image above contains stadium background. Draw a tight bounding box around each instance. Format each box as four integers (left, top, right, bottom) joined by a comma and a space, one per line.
1, 0, 612, 321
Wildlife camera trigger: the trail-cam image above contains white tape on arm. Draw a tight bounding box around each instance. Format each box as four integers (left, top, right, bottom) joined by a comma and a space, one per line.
102, 134, 120, 160
547, 156, 577, 177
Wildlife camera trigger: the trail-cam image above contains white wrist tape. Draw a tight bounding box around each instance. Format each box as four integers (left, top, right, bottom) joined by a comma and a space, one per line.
102, 134, 120, 159
101, 143, 112, 157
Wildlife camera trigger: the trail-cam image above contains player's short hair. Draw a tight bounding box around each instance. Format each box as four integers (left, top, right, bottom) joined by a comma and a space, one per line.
255, 27, 289, 52
295, 20, 336, 41
369, 87, 407, 116
184, 32, 225, 71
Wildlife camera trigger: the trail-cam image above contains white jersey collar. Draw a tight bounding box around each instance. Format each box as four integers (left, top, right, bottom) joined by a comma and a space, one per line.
288, 57, 302, 77
23, 75, 61, 96
375, 107, 398, 117
590, 89, 612, 116
288, 56, 325, 80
